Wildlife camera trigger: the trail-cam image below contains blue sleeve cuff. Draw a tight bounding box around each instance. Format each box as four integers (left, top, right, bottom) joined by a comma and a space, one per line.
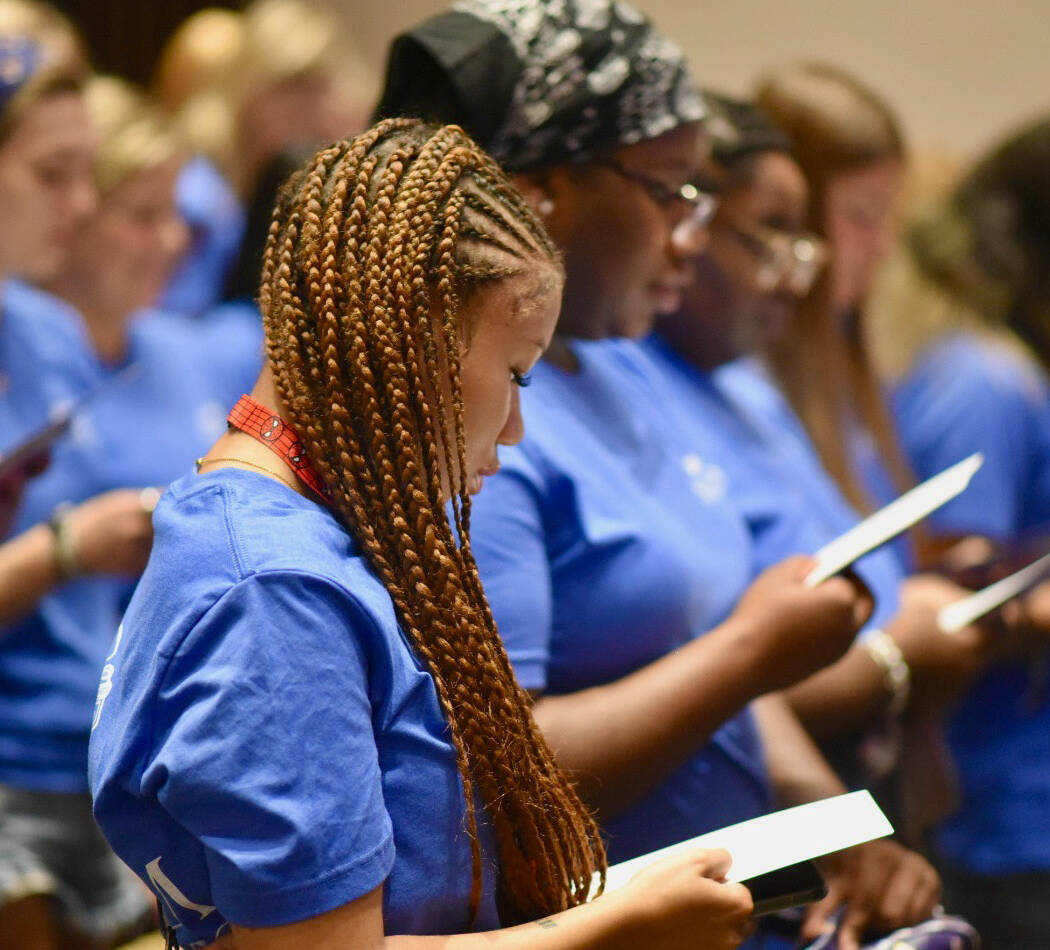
216, 832, 396, 928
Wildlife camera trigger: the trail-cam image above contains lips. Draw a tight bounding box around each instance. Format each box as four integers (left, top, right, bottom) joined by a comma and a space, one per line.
650, 268, 692, 315
469, 462, 500, 495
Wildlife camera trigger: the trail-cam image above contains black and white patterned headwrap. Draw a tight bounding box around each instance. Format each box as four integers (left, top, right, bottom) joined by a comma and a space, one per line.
374, 0, 705, 172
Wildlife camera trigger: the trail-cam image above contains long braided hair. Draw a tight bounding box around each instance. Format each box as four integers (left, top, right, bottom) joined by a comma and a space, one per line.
260, 118, 606, 925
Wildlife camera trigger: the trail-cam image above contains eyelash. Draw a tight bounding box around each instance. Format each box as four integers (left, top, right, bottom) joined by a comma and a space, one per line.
511, 369, 532, 388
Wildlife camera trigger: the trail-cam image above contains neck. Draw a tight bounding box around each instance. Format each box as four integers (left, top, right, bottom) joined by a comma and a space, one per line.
197, 369, 309, 498
63, 293, 131, 365
653, 311, 728, 373
542, 335, 580, 373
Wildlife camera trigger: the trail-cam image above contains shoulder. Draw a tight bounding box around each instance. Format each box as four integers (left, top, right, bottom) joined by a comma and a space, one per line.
906, 331, 1047, 407
2, 280, 95, 374
148, 471, 397, 642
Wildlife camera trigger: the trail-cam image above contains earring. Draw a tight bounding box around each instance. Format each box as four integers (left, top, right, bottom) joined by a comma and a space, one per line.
537, 198, 554, 216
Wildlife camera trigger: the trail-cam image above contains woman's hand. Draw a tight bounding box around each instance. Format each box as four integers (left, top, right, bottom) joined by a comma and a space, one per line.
887, 573, 993, 712
803, 839, 940, 950
615, 848, 754, 950
726, 555, 873, 695
61, 488, 158, 577
225, 850, 754, 949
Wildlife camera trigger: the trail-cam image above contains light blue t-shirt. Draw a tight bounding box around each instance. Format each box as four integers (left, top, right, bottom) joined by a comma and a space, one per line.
893, 331, 1050, 541
707, 352, 905, 630
161, 155, 246, 317
469, 338, 773, 865
89, 469, 499, 947
0, 282, 261, 792
893, 331, 1050, 874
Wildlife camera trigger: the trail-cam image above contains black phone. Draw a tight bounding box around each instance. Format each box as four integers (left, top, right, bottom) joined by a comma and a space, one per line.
745, 859, 827, 917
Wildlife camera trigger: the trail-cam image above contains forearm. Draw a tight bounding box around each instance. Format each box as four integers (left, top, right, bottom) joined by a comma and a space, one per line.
753, 692, 846, 807
0, 522, 62, 626
228, 887, 648, 950
532, 616, 768, 818
783, 642, 891, 742
386, 894, 641, 950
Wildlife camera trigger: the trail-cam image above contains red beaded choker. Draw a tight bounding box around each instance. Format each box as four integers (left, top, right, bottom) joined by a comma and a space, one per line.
226, 395, 330, 501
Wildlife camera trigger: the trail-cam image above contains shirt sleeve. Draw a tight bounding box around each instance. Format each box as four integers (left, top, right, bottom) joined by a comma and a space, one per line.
469, 455, 553, 692
893, 340, 1038, 540
144, 570, 396, 927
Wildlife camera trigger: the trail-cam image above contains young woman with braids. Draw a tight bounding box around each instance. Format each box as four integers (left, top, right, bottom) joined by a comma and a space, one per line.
374, 4, 941, 949
88, 119, 757, 949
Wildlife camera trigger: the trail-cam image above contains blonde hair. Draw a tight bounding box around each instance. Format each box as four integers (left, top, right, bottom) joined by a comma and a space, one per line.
756, 62, 911, 511
84, 76, 183, 195
0, 0, 88, 143
153, 7, 244, 115
241, 0, 335, 89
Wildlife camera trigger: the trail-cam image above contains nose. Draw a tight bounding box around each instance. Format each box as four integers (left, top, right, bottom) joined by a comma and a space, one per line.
72, 174, 98, 221
165, 212, 191, 265
670, 213, 710, 258
498, 386, 526, 447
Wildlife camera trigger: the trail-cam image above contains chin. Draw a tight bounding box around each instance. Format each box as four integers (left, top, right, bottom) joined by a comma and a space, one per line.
614, 308, 658, 341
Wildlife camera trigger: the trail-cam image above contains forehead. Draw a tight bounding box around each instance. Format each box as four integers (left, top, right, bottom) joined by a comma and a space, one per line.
827, 158, 903, 204
2, 91, 94, 159
729, 152, 808, 216
466, 267, 561, 338
105, 155, 183, 206
612, 120, 705, 174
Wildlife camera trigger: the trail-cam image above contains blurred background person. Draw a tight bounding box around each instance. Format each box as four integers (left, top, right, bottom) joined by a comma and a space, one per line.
0, 10, 150, 949
866, 116, 1050, 950
754, 63, 913, 533
750, 62, 1050, 950
642, 94, 991, 796
157, 0, 373, 317
1, 70, 258, 950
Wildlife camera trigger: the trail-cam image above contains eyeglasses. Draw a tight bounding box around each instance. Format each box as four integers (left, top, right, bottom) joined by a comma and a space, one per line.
725, 222, 829, 296
596, 159, 720, 245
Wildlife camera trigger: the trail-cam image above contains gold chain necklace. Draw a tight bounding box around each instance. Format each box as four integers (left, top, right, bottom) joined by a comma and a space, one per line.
196, 456, 302, 494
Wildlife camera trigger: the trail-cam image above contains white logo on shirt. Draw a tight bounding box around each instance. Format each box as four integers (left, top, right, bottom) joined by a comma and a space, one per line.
681, 453, 728, 503
91, 623, 123, 731
146, 857, 227, 948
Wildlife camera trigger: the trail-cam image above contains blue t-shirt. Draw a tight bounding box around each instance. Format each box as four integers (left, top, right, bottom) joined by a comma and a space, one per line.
469, 338, 773, 865
161, 156, 246, 317
893, 331, 1050, 541
707, 353, 905, 630
0, 278, 96, 437
893, 331, 1050, 873
0, 283, 261, 792
89, 469, 498, 946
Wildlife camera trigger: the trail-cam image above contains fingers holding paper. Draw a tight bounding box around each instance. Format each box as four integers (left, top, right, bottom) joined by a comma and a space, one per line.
729, 555, 872, 695
620, 849, 754, 950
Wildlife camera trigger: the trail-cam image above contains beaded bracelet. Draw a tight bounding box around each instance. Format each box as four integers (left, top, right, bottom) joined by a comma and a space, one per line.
48, 502, 80, 581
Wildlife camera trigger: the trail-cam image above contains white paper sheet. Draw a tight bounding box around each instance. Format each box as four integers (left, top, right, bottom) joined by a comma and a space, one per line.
599, 790, 892, 893
938, 551, 1050, 633
805, 454, 983, 587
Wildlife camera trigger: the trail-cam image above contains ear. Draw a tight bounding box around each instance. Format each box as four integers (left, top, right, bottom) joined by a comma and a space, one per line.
511, 172, 557, 219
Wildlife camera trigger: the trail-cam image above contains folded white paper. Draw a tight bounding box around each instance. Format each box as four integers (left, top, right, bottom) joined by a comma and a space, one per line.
599, 790, 892, 892
939, 551, 1050, 634
805, 454, 983, 587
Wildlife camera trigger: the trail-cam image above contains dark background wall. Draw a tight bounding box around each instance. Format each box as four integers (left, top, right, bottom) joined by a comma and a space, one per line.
52, 0, 240, 86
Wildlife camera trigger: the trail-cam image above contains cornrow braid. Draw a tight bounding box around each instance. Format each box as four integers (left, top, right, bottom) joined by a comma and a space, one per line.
261, 119, 606, 926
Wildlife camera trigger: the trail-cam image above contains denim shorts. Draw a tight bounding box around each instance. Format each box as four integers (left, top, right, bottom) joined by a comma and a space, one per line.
0, 782, 152, 943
